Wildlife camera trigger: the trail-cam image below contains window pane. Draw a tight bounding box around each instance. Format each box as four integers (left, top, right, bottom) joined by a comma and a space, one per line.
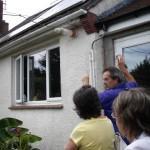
29, 51, 46, 101
123, 42, 150, 88
16, 59, 20, 100
49, 48, 61, 97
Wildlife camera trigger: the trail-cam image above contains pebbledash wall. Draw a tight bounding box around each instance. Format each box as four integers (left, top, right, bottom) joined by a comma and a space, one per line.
0, 0, 123, 149
0, 29, 100, 150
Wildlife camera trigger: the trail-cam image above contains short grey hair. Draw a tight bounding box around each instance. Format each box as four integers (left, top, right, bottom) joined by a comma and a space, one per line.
103, 66, 126, 83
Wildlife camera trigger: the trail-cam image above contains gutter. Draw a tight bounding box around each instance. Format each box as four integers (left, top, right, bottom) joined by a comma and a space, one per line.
0, 9, 87, 56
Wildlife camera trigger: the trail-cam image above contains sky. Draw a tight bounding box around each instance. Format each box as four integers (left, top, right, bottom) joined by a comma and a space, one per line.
3, 0, 55, 29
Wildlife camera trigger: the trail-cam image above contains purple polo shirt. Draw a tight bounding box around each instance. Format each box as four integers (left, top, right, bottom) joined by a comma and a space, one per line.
98, 81, 138, 132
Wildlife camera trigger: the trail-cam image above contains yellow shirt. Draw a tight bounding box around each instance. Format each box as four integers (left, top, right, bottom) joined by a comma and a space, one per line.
70, 117, 115, 150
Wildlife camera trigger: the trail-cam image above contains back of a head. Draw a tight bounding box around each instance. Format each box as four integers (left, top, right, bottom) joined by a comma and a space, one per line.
103, 66, 126, 83
113, 88, 150, 138
73, 85, 102, 119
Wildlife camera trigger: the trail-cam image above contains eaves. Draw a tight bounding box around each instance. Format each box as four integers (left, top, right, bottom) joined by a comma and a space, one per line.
95, 0, 150, 31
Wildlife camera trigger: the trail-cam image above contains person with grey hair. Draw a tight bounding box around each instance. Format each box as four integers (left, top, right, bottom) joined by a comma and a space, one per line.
82, 55, 138, 146
112, 88, 150, 150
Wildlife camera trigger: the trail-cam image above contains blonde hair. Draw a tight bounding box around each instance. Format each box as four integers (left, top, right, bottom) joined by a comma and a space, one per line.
113, 88, 150, 139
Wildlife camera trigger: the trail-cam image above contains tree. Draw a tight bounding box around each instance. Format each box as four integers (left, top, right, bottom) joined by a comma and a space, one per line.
131, 58, 150, 88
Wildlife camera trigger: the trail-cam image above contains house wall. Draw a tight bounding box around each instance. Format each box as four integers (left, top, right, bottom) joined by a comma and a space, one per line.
0, 0, 138, 149
0, 28, 101, 150
0, 56, 12, 111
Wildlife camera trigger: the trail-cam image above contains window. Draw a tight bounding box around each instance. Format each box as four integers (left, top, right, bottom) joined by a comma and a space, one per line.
114, 31, 150, 88
47, 48, 61, 100
15, 56, 23, 103
15, 47, 61, 103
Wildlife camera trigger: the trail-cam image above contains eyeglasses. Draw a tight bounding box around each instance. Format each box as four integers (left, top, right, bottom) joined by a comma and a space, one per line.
111, 113, 115, 119
111, 113, 120, 120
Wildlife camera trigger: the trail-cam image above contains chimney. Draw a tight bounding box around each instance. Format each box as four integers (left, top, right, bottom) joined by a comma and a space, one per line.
0, 0, 8, 35
0, 0, 3, 21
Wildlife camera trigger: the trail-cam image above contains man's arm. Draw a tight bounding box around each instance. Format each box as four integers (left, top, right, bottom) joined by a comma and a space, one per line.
82, 75, 90, 85
117, 55, 136, 82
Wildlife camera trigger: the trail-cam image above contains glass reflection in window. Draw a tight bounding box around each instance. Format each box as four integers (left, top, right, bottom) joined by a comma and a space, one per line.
49, 48, 61, 98
29, 51, 46, 101
123, 42, 150, 88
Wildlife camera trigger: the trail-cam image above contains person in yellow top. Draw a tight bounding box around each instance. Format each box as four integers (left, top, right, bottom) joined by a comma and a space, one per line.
65, 85, 115, 150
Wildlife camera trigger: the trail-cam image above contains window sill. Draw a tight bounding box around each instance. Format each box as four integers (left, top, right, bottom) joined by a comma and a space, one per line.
9, 104, 63, 110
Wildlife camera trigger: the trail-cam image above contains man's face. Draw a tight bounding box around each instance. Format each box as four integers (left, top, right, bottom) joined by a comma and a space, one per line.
103, 71, 118, 89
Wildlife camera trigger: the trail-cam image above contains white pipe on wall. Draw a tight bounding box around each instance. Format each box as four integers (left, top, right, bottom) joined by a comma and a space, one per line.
89, 49, 96, 87
90, 30, 105, 88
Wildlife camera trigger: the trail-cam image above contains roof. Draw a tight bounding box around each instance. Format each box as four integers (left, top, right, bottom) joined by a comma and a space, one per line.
96, 0, 150, 30
0, 0, 102, 46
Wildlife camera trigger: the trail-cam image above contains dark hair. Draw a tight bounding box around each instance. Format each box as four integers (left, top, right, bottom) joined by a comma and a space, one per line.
103, 66, 126, 83
73, 85, 102, 119
113, 88, 150, 138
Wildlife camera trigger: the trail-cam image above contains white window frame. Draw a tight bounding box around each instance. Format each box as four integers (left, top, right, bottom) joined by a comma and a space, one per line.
108, 13, 150, 32
114, 31, 150, 56
14, 46, 62, 104
15, 55, 23, 103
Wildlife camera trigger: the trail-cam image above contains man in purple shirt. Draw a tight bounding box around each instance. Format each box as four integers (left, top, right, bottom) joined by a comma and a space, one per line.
82, 56, 138, 144
99, 56, 138, 144
99, 66, 137, 132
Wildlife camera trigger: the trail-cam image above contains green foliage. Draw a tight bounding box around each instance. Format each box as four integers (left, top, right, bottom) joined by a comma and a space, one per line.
131, 58, 150, 88
0, 117, 42, 150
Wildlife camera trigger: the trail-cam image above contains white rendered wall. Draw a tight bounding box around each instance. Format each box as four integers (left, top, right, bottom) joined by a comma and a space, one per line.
0, 0, 123, 147
0, 28, 103, 150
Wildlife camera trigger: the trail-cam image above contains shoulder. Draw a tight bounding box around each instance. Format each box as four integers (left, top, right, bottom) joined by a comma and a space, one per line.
70, 122, 86, 146
71, 120, 91, 139
125, 136, 150, 150
71, 122, 85, 135
99, 88, 122, 102
125, 81, 138, 88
